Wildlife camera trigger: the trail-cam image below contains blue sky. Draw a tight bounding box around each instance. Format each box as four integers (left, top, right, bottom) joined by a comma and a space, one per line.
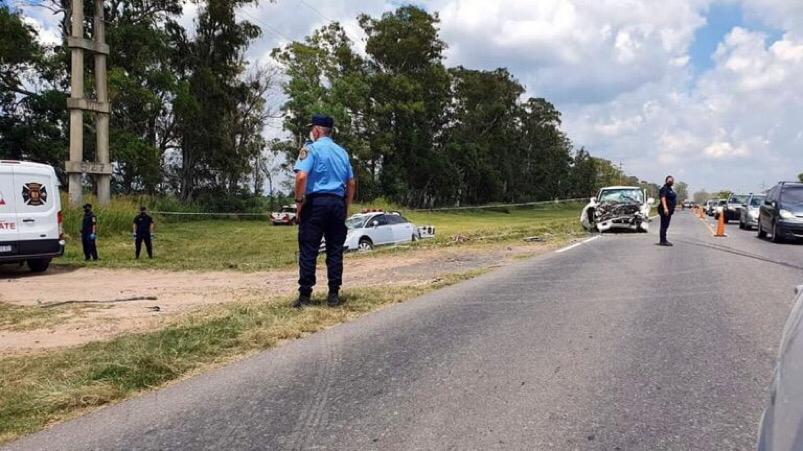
691, 2, 783, 74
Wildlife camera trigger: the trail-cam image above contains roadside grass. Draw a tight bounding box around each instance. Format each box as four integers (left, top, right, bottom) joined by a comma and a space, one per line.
0, 304, 110, 332
56, 202, 585, 271
0, 271, 483, 444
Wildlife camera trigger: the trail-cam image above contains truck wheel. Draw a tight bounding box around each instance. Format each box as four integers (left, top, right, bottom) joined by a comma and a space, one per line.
358, 237, 373, 251
27, 258, 51, 273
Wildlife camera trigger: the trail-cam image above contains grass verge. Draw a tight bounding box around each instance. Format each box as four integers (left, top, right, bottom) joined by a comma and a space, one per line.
0, 270, 484, 444
55, 203, 585, 272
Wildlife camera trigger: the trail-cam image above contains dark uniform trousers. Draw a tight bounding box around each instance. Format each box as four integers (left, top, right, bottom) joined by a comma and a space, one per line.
81, 234, 98, 260
135, 234, 153, 258
659, 211, 672, 243
298, 194, 347, 296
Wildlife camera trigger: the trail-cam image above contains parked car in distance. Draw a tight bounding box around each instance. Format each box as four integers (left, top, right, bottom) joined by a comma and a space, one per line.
580, 186, 654, 233
739, 194, 765, 230
719, 193, 750, 223
0, 160, 64, 273
758, 181, 803, 242
705, 199, 717, 216
713, 199, 727, 218
344, 211, 418, 251
270, 205, 297, 225
756, 284, 803, 451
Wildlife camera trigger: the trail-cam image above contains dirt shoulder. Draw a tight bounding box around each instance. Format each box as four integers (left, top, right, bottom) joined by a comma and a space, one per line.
0, 241, 559, 355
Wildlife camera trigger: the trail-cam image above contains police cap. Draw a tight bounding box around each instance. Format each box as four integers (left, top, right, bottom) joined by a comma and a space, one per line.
309, 113, 334, 128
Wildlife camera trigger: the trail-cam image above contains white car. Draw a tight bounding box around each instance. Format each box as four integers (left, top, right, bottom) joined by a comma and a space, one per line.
0, 160, 64, 272
270, 205, 297, 225
344, 211, 418, 251
581, 186, 654, 233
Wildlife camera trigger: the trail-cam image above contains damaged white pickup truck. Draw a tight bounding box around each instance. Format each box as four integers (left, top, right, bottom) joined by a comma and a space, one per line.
580, 186, 655, 233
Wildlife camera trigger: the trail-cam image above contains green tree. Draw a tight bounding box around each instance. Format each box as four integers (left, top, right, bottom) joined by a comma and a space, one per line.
0, 5, 68, 181
171, 0, 262, 200
798, 172, 803, 183
674, 181, 689, 201
359, 6, 451, 207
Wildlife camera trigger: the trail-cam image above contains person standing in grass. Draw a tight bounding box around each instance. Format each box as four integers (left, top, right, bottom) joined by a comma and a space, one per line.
81, 203, 99, 261
292, 114, 356, 309
133, 206, 155, 259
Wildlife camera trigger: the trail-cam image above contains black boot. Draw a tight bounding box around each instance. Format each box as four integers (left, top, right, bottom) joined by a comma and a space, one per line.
292, 294, 311, 309
327, 291, 341, 307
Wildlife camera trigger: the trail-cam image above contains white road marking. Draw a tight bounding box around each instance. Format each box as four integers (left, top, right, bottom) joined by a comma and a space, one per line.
555, 235, 601, 253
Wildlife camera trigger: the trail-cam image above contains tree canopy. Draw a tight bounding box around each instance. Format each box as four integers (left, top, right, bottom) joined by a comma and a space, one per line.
1, 3, 665, 208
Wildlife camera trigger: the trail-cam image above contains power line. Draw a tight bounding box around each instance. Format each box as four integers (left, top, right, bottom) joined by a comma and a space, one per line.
296, 0, 363, 44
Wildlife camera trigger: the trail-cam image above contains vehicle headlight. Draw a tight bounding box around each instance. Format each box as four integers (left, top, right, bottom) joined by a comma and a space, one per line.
749, 210, 758, 218
780, 209, 794, 219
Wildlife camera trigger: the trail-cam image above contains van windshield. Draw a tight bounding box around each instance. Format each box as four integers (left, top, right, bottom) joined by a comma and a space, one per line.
781, 186, 803, 205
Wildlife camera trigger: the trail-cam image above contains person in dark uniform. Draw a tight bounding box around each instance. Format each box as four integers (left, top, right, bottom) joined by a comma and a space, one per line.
132, 206, 155, 259
658, 175, 677, 246
292, 114, 356, 308
80, 203, 99, 261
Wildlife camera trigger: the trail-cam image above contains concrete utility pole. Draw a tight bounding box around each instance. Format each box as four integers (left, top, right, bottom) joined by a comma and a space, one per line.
66, 0, 112, 205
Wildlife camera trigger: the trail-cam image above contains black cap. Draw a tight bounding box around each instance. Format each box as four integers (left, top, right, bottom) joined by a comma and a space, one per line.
140, 206, 147, 212
83, 203, 92, 209
309, 113, 334, 128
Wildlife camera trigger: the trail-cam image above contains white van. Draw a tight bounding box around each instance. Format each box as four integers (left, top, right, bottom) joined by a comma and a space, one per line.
0, 160, 64, 272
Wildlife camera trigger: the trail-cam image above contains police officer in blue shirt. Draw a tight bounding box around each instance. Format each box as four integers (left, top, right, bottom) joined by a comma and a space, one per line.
658, 175, 677, 246
292, 114, 356, 308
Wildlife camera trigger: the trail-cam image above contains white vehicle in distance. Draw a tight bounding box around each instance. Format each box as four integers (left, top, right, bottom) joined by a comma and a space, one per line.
270, 204, 297, 225
0, 160, 65, 272
581, 186, 654, 233
344, 210, 418, 251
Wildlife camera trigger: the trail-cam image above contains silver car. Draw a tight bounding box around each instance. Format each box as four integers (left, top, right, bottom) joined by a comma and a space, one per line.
343, 211, 418, 251
757, 285, 803, 451
739, 194, 765, 230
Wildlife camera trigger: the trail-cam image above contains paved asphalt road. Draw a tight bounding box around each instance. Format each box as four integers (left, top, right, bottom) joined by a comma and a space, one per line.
6, 212, 803, 450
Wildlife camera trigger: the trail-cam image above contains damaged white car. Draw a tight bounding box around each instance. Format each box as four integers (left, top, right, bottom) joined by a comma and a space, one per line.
581, 186, 654, 233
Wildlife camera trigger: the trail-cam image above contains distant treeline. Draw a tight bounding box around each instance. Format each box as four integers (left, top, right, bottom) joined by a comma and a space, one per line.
2, 3, 656, 208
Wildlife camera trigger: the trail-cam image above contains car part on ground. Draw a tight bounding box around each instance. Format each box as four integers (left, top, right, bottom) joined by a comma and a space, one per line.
757, 285, 803, 451
580, 186, 653, 233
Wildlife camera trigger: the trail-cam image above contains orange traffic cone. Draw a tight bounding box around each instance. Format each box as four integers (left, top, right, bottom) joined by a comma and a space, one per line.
715, 211, 726, 237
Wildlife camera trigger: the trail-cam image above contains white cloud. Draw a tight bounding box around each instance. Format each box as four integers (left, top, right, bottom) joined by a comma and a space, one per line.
15, 0, 803, 193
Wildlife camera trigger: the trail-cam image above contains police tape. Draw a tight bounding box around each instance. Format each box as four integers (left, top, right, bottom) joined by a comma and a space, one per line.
149, 198, 588, 216
408, 197, 588, 212
149, 211, 269, 217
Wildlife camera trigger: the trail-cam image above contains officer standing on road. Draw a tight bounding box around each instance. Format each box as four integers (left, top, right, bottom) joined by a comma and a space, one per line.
132, 206, 155, 259
80, 203, 99, 261
658, 175, 677, 246
292, 114, 356, 308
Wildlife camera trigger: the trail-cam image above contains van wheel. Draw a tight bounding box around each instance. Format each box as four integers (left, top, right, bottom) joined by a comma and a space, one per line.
27, 258, 51, 273
771, 222, 784, 243
757, 221, 767, 239
358, 237, 373, 251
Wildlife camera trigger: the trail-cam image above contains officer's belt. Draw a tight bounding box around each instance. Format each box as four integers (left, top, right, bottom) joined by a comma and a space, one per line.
306, 193, 344, 200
